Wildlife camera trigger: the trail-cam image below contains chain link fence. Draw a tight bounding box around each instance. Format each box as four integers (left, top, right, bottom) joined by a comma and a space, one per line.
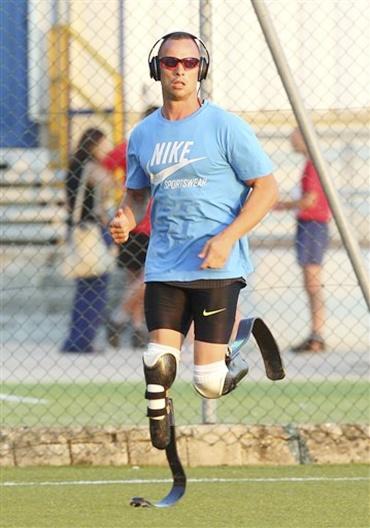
1, 0, 369, 440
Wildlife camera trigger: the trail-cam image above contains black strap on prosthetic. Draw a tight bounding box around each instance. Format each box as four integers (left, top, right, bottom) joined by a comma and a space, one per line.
146, 408, 167, 418
231, 317, 285, 380
145, 388, 168, 418
145, 390, 166, 399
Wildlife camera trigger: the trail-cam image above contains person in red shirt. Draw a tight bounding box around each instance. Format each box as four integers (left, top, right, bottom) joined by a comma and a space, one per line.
276, 128, 331, 352
103, 106, 158, 348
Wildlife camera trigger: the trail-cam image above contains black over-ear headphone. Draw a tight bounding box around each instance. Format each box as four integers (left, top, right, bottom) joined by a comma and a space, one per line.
148, 31, 210, 82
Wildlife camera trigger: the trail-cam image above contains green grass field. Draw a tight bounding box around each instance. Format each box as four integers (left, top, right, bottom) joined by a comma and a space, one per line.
2, 465, 369, 528
2, 380, 369, 427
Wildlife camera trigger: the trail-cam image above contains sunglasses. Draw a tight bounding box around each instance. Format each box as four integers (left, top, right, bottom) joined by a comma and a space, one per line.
159, 56, 200, 70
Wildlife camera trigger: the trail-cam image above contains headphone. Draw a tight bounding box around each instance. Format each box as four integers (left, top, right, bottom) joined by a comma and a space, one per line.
148, 31, 210, 82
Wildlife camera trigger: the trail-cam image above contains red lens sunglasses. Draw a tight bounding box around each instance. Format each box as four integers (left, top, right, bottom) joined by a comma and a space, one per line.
159, 56, 200, 70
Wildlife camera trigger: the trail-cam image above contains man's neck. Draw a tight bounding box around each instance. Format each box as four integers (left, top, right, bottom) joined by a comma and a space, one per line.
161, 97, 201, 121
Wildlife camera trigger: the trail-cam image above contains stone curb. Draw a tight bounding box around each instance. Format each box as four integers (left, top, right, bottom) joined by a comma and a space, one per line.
1, 424, 369, 467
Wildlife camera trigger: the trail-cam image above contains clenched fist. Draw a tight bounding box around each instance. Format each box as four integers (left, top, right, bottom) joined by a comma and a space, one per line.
198, 231, 234, 269
109, 209, 131, 244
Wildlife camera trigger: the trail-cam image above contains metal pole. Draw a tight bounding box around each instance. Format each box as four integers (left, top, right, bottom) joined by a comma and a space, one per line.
199, 0, 213, 100
251, 0, 370, 311
118, 0, 127, 137
58, 0, 70, 24
199, 0, 217, 424
51, 0, 59, 25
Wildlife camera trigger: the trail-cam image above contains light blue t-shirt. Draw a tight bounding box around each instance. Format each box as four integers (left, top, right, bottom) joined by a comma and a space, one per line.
126, 101, 274, 282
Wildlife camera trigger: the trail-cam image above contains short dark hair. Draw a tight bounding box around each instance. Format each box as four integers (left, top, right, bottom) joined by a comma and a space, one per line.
158, 32, 199, 56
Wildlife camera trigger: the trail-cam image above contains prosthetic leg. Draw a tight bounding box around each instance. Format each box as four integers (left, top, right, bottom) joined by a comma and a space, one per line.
143, 350, 177, 450
130, 320, 284, 508
130, 343, 186, 508
130, 399, 186, 508
193, 317, 284, 399
228, 317, 285, 381
223, 349, 249, 395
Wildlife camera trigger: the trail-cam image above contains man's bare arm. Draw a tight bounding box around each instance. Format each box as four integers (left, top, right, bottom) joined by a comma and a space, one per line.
199, 174, 278, 269
223, 174, 279, 241
110, 187, 150, 244
120, 188, 150, 230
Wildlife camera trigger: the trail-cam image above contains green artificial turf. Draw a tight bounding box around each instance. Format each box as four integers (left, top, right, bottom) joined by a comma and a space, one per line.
1, 380, 369, 428
2, 465, 369, 528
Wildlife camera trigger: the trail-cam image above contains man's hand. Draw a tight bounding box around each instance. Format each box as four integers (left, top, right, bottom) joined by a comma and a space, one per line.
109, 209, 131, 244
198, 232, 234, 269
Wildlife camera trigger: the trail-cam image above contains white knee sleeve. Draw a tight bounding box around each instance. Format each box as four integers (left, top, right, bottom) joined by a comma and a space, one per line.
143, 342, 180, 367
193, 361, 228, 399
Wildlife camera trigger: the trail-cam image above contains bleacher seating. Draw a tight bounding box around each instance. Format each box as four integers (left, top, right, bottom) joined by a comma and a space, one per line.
0, 152, 67, 245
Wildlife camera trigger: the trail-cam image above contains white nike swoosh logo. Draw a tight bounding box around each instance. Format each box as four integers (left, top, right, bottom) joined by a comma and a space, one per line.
147, 157, 206, 185
203, 308, 227, 317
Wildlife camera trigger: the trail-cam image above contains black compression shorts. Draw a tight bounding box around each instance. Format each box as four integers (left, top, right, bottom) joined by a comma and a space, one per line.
144, 281, 243, 344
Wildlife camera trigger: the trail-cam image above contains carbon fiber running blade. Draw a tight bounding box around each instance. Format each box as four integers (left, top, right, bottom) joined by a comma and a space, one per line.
252, 318, 285, 380
130, 399, 186, 508
230, 317, 285, 381
230, 318, 255, 356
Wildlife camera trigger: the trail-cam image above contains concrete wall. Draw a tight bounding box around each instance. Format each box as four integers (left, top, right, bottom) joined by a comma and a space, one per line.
1, 424, 368, 467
